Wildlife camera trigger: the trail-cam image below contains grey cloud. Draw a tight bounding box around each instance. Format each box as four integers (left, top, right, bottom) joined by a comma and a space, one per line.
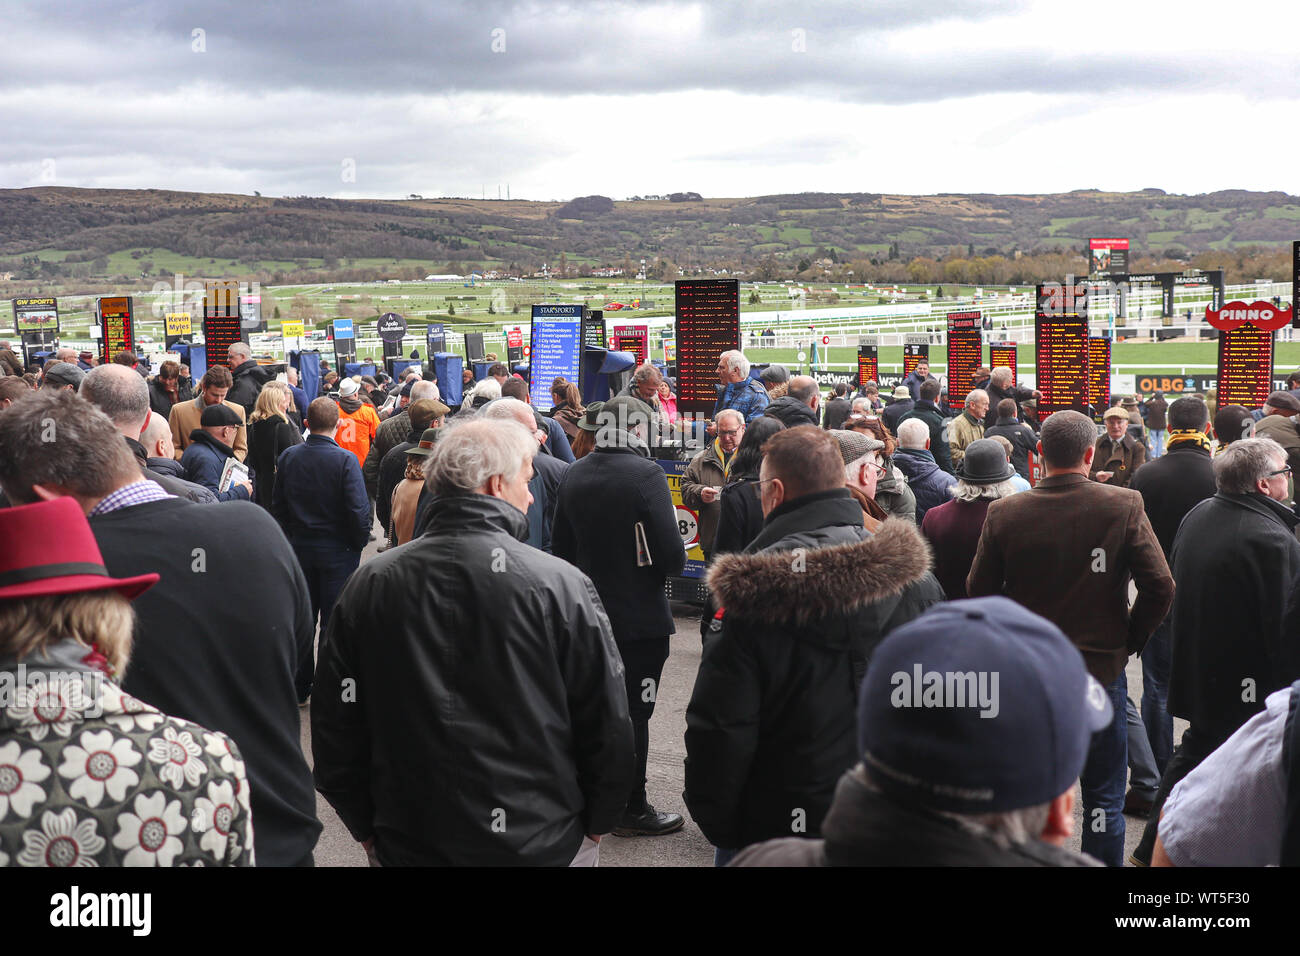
2, 0, 1281, 106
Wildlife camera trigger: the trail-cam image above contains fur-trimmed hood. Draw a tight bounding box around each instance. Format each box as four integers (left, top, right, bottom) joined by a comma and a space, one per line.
707, 518, 933, 628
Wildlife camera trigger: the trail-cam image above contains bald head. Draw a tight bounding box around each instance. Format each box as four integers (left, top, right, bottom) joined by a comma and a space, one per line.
483, 397, 542, 445
788, 375, 819, 408
141, 411, 174, 459
81, 363, 150, 436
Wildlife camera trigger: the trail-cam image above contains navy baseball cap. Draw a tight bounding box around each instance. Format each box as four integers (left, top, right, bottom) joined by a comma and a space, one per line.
858, 596, 1112, 814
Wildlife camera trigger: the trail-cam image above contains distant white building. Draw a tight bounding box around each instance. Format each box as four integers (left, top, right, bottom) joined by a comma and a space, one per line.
424, 274, 463, 282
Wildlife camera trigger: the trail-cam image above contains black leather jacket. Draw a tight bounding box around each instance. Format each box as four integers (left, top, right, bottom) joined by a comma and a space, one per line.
312, 493, 636, 865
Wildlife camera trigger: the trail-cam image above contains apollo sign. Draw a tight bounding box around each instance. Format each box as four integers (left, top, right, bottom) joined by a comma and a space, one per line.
1205, 300, 1292, 332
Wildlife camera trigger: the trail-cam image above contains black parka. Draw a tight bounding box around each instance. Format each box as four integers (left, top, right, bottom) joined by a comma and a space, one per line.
312, 494, 636, 866
684, 489, 943, 851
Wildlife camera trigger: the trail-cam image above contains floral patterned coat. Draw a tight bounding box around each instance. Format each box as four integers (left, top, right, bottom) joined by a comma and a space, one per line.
0, 659, 254, 867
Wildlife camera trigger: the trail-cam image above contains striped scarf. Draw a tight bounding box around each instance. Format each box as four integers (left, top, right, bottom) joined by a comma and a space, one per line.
1167, 428, 1211, 453
714, 438, 735, 480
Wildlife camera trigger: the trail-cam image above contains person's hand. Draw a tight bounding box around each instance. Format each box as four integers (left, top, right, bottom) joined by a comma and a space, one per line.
586, 834, 602, 844
1095, 471, 1114, 482
237, 480, 254, 495
701, 486, 720, 503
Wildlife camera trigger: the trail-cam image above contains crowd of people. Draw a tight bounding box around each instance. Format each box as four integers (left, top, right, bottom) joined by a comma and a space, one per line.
1, 335, 1298, 868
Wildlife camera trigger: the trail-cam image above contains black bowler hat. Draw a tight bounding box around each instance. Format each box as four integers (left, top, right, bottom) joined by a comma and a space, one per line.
955, 438, 1015, 485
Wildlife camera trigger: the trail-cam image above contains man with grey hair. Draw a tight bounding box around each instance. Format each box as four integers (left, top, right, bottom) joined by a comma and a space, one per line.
622, 363, 663, 406
893, 417, 955, 524
81, 363, 216, 503
984, 365, 1039, 428
713, 349, 768, 424
483, 396, 570, 553
1134, 435, 1300, 865
949, 388, 989, 467
969, 410, 1174, 867
227, 341, 273, 416
313, 418, 635, 866
682, 407, 744, 562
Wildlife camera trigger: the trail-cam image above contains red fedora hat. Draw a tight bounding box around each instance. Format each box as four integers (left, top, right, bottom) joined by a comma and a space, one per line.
0, 497, 159, 601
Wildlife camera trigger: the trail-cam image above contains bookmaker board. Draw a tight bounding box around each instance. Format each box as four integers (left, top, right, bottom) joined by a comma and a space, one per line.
675, 279, 739, 417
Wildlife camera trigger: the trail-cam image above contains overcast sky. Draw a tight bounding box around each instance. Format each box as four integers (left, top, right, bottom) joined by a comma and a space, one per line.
3, 0, 1298, 200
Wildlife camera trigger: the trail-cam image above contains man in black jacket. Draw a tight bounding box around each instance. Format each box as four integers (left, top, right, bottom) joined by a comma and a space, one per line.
312, 418, 634, 865
1134, 436, 1300, 866
1127, 397, 1217, 796
984, 366, 1039, 429
272, 397, 371, 653
822, 382, 852, 430
0, 390, 322, 866
136, 412, 217, 503
552, 395, 687, 836
226, 342, 274, 416
881, 386, 915, 434
147, 359, 193, 418
899, 379, 955, 475
984, 398, 1038, 480
686, 426, 943, 863
764, 374, 821, 429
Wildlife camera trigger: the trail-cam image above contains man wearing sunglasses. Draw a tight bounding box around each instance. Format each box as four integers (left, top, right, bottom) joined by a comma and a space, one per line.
1133, 436, 1300, 866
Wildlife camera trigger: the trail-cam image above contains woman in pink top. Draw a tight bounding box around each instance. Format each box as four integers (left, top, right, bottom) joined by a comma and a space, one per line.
658, 380, 679, 425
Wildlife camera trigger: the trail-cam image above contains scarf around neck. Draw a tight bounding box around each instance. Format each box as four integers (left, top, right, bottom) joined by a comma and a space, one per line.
713, 437, 735, 480
1167, 428, 1211, 453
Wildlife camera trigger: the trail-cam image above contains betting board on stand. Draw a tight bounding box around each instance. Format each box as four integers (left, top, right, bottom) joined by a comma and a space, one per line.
674, 279, 739, 418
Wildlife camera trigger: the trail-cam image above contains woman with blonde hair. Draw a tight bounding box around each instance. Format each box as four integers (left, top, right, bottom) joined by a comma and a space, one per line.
0, 497, 253, 866
247, 380, 303, 509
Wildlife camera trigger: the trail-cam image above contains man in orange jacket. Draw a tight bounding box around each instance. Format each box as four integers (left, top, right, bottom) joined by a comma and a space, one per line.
336, 377, 380, 539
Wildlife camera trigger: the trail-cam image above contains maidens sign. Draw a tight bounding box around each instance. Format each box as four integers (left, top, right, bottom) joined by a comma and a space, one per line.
1089, 238, 1129, 278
